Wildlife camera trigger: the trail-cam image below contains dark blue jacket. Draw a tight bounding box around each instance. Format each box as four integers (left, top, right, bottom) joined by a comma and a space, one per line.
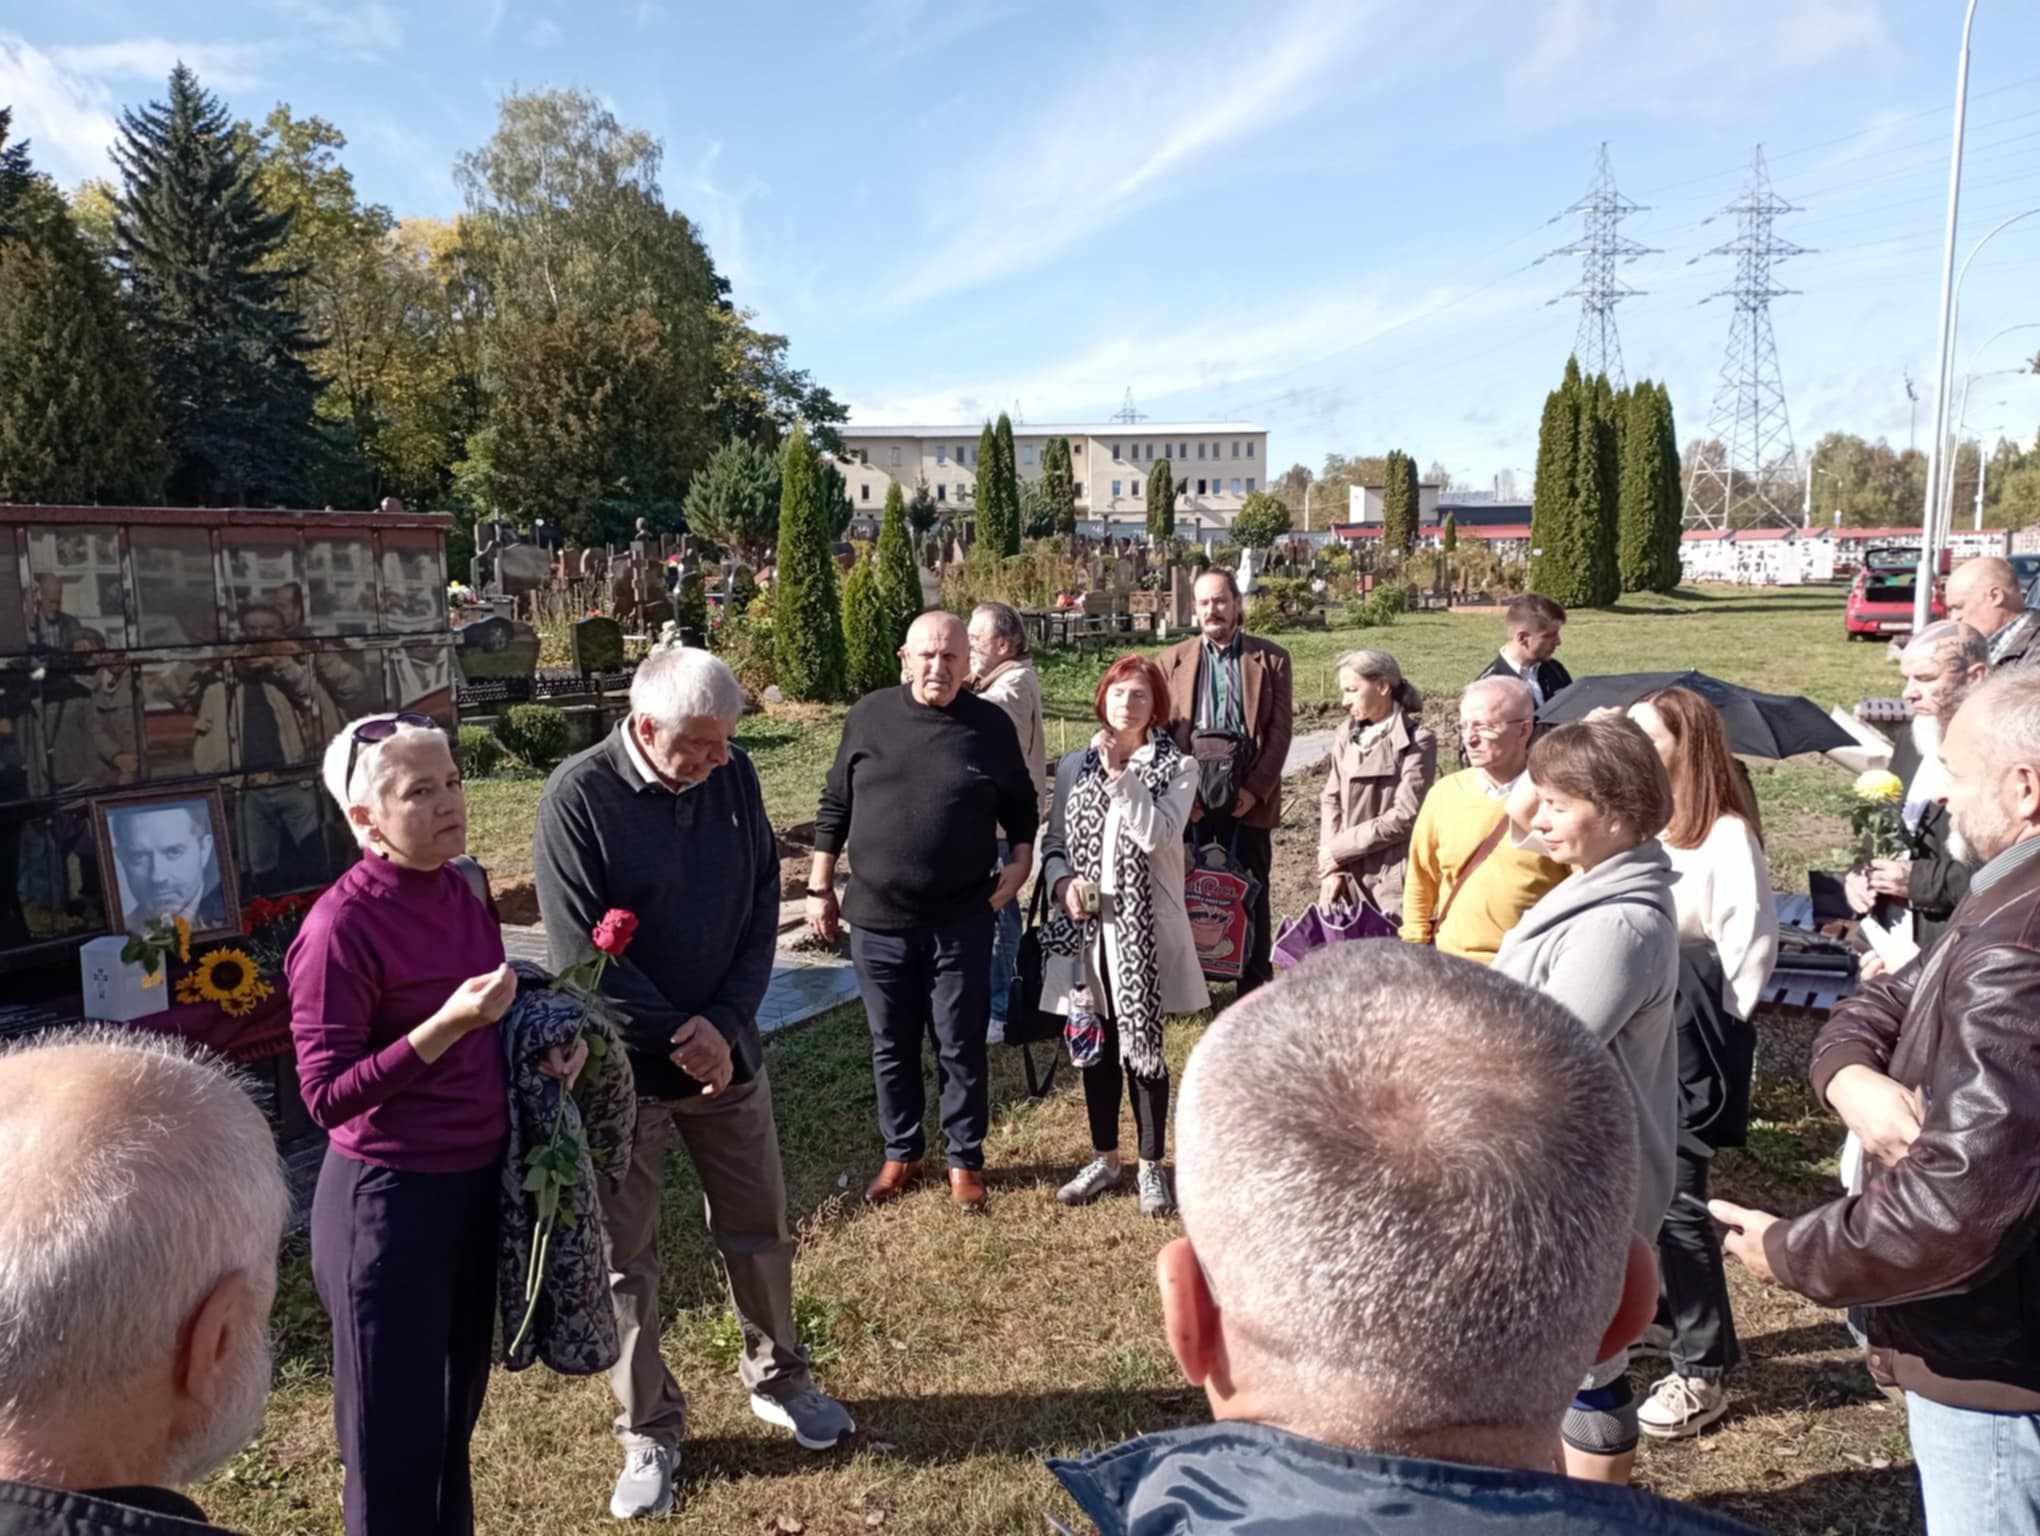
1048, 1423, 1761, 1535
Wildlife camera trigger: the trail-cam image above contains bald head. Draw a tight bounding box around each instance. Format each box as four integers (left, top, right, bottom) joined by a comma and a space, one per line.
900, 610, 967, 707
0, 1032, 285, 1488
1944, 670, 2040, 864
1947, 556, 2024, 638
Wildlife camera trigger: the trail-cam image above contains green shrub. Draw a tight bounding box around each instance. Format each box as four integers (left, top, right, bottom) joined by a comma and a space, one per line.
456, 725, 507, 780
1372, 581, 1412, 614
841, 556, 897, 697
1245, 594, 1290, 633
498, 704, 573, 771
714, 617, 777, 697
1343, 592, 1403, 629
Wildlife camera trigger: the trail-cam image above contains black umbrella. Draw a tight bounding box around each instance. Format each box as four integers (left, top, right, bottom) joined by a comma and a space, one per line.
1537, 671, 1853, 759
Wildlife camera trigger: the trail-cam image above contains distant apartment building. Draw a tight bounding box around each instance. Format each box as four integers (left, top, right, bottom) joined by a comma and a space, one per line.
831, 421, 1270, 535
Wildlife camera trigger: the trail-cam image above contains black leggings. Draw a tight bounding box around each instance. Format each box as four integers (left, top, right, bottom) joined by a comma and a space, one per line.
1081, 1009, 1169, 1162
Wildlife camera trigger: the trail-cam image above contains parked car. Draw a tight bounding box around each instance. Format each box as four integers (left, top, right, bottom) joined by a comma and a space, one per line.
2011, 552, 2040, 604
1845, 545, 1945, 640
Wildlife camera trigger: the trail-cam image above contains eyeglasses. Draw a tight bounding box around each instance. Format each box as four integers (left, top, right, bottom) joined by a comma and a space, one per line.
1459, 717, 1532, 739
345, 713, 439, 792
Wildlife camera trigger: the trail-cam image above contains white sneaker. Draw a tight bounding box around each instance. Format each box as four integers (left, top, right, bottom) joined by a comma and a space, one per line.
1635, 1322, 1674, 1358
609, 1444, 675, 1519
1638, 1373, 1729, 1440
1057, 1157, 1125, 1206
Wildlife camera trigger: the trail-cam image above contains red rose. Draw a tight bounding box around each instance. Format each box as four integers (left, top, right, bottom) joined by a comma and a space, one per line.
592, 909, 639, 957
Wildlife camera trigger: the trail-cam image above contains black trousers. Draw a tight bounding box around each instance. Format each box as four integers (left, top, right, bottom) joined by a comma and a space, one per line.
1081, 1009, 1170, 1162
851, 909, 994, 1168
311, 1145, 499, 1536
1655, 1145, 1741, 1380
1190, 812, 1274, 993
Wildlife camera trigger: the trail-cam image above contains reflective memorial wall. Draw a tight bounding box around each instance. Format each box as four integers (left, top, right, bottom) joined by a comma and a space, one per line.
0, 512, 452, 965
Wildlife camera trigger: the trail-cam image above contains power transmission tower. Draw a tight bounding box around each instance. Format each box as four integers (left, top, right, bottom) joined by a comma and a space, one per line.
1537, 142, 1655, 389
1682, 145, 1809, 530
1110, 387, 1148, 425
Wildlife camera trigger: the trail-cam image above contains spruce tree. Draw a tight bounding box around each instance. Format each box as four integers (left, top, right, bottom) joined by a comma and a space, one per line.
875, 479, 922, 649
1380, 449, 1419, 557
773, 424, 847, 700
993, 411, 1021, 555
1146, 458, 1176, 540
1529, 359, 1587, 605
0, 109, 32, 239
840, 553, 894, 697
1616, 383, 1657, 593
111, 66, 322, 506
1652, 383, 1685, 593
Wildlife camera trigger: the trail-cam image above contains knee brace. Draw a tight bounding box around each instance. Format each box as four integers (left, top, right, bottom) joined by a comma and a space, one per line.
1562, 1377, 1639, 1457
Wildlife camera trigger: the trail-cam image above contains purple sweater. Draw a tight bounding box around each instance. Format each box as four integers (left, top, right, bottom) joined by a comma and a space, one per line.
286, 855, 509, 1173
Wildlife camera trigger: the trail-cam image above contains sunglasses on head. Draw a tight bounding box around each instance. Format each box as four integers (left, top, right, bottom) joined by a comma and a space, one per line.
345, 713, 439, 791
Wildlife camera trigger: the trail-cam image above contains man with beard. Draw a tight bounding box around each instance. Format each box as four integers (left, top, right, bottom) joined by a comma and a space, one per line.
1846, 621, 1988, 965
0, 1031, 288, 1535
1715, 669, 2040, 1536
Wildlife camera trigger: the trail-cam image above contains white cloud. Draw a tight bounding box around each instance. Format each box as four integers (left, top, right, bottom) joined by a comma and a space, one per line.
46, 38, 270, 92
1775, 0, 1890, 68
855, 0, 1016, 64
485, 0, 509, 38
681, 139, 767, 290
884, 0, 1397, 310
632, 1, 668, 27
0, 34, 122, 186
525, 16, 564, 47
268, 0, 405, 60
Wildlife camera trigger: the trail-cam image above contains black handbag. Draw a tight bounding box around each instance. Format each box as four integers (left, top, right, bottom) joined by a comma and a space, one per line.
1189, 729, 1251, 812
1006, 874, 1065, 1098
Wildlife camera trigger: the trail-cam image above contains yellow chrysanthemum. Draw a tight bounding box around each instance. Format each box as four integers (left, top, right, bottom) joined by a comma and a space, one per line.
1853, 769, 1904, 804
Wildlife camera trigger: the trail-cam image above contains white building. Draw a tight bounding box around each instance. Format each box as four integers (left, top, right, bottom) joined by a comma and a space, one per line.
1347, 481, 1445, 526
832, 421, 1269, 535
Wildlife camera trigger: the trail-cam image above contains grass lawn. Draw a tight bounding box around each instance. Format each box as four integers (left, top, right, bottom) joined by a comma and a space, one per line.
205, 586, 1928, 1534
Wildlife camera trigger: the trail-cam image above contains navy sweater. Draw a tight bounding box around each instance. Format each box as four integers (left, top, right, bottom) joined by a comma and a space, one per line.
534, 728, 776, 1099
815, 684, 1039, 932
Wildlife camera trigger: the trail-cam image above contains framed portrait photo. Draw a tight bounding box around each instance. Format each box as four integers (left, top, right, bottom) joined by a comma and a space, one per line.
94, 787, 241, 942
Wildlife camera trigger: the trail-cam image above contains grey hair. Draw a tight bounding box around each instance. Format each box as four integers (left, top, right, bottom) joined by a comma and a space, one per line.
1176, 944, 1637, 1440
1905, 619, 1988, 677
630, 645, 745, 728
1952, 555, 2018, 596
1459, 674, 1533, 718
0, 1028, 286, 1438
971, 601, 1030, 659
320, 714, 449, 848
1962, 669, 2040, 775
1335, 649, 1421, 713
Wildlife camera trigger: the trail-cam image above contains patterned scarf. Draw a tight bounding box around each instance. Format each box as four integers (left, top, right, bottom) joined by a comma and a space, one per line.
1989, 610, 2040, 669
1041, 728, 1180, 1077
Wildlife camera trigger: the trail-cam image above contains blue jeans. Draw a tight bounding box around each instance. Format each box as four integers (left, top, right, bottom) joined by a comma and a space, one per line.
1907, 1392, 2040, 1535
987, 838, 1025, 1039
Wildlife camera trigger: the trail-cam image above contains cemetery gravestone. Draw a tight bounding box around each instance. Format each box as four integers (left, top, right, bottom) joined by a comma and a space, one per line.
571, 615, 625, 675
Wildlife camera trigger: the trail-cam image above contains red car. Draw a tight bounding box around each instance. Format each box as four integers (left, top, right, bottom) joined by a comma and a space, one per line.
1845, 546, 1945, 641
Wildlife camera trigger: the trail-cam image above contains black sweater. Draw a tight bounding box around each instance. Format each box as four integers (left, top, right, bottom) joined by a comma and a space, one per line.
815, 685, 1040, 932
533, 729, 777, 1099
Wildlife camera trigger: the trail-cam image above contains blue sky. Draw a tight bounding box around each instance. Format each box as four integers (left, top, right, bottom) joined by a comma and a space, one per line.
7, 0, 2040, 491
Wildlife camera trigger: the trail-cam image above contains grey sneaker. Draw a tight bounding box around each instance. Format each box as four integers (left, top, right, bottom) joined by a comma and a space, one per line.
1136, 1163, 1175, 1218
1057, 1157, 1125, 1206
751, 1387, 855, 1449
608, 1444, 675, 1520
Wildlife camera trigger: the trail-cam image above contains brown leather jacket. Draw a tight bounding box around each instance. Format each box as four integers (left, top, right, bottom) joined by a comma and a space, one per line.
1764, 845, 2040, 1411
1159, 631, 1293, 831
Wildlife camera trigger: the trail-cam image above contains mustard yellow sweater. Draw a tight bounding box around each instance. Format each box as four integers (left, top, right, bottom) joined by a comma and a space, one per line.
1398, 769, 1571, 963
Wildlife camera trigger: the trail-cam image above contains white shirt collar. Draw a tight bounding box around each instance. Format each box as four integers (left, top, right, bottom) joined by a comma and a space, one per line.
622, 717, 695, 796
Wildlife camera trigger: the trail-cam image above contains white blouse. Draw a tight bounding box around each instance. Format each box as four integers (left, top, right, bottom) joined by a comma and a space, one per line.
1660, 814, 1779, 1021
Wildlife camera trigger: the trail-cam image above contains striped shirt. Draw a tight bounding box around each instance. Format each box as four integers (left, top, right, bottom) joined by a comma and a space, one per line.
1968, 831, 2040, 895
1197, 633, 1246, 734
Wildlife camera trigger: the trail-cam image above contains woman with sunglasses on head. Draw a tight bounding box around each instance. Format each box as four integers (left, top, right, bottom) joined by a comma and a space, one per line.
287, 713, 574, 1535
1623, 687, 1778, 1444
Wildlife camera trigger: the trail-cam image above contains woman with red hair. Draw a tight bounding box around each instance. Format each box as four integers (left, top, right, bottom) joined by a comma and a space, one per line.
1038, 653, 1207, 1217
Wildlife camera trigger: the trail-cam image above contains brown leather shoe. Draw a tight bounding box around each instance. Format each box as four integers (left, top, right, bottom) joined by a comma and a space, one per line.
863, 1159, 923, 1205
948, 1167, 986, 1210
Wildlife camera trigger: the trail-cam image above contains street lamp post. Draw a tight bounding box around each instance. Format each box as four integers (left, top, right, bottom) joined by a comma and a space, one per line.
1913, 0, 1983, 636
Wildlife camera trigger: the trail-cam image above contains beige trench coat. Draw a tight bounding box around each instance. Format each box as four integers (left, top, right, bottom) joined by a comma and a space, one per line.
1317, 709, 1438, 925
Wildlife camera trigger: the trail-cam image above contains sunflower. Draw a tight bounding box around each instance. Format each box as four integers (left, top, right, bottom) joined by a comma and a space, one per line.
175, 947, 271, 1014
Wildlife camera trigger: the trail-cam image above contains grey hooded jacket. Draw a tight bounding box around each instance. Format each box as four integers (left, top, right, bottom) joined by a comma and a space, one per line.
1491, 840, 1681, 1242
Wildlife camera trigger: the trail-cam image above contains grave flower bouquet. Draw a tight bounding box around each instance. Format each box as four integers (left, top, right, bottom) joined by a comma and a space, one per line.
1847, 768, 1914, 863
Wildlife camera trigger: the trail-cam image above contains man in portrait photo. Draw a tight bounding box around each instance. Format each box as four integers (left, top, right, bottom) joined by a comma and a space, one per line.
113, 801, 227, 933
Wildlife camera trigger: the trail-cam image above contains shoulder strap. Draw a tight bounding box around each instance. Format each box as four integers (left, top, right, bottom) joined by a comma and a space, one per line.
449, 854, 490, 908
1432, 815, 1509, 934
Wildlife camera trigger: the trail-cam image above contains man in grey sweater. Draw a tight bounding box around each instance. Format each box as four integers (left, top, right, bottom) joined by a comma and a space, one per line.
534, 647, 851, 1521
968, 601, 1045, 1039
